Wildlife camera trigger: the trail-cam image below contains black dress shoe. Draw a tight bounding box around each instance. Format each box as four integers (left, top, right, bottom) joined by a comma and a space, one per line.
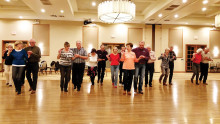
196, 82, 199, 85
203, 82, 208, 85
149, 85, 152, 87
145, 85, 147, 87
74, 86, 76, 89
17, 92, 21, 95
139, 91, 144, 94
61, 88, 64, 91
64, 89, 68, 92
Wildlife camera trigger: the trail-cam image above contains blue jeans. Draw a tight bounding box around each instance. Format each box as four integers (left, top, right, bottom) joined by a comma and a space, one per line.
110, 65, 119, 86
134, 63, 146, 92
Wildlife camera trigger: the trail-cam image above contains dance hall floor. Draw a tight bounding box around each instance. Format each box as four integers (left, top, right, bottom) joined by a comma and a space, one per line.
0, 73, 219, 124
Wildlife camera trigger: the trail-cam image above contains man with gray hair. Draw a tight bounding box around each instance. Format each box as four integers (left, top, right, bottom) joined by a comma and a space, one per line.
168, 46, 176, 85
25, 39, 41, 94
132, 41, 149, 94
71, 41, 88, 91
199, 47, 212, 85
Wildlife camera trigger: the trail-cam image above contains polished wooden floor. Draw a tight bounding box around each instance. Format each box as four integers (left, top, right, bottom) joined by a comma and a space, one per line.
0, 74, 220, 124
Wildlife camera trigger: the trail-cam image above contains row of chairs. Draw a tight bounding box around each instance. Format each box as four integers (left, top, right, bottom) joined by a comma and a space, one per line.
39, 61, 59, 75
210, 62, 220, 72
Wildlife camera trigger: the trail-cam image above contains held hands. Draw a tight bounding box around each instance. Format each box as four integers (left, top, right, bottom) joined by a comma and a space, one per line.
27, 51, 33, 55
74, 54, 80, 58
138, 55, 145, 59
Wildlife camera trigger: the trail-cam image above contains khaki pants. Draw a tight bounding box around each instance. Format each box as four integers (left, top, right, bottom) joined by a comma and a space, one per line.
4, 65, 13, 85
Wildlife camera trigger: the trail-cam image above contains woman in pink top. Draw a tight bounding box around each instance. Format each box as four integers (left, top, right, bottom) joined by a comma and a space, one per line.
121, 43, 144, 95
191, 48, 203, 85
107, 47, 120, 88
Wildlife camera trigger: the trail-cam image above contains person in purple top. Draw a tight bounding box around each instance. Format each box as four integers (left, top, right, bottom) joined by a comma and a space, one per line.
132, 41, 149, 94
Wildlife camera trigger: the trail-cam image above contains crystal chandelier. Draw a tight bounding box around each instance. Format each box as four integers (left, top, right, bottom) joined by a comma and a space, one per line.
215, 14, 220, 27
98, 0, 136, 23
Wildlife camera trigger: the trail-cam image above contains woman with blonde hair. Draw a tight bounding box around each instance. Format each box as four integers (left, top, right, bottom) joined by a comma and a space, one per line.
2, 44, 14, 86
158, 48, 170, 86
107, 47, 120, 88
191, 48, 203, 85
8, 41, 28, 95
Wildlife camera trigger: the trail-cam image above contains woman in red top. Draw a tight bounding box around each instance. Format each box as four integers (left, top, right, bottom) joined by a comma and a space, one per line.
107, 47, 120, 88
191, 48, 203, 85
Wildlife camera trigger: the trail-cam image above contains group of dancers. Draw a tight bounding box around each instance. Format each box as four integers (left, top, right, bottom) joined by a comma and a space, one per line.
58, 41, 177, 95
2, 39, 212, 95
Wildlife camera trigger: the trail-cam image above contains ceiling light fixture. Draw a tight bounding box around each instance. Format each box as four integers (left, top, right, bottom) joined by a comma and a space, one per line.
41, 9, 45, 13
215, 14, 220, 27
5, 0, 10, 2
98, 0, 136, 23
19, 16, 23, 19
92, 2, 96, 6
174, 14, 179, 18
185, 22, 188, 24
182, 0, 187, 3
158, 14, 163, 17
203, 0, 208, 4
60, 10, 64, 13
202, 7, 207, 11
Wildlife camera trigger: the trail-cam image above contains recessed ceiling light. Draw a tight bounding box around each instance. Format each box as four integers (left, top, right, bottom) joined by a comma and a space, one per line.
185, 22, 188, 24
5, 0, 10, 2
182, 0, 187, 3
202, 7, 207, 11
92, 2, 96, 6
203, 0, 208, 4
41, 9, 45, 13
158, 14, 163, 17
19, 16, 23, 19
60, 10, 64, 13
174, 14, 179, 18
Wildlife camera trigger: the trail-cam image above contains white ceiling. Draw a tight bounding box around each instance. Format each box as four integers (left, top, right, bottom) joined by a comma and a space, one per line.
0, 0, 220, 26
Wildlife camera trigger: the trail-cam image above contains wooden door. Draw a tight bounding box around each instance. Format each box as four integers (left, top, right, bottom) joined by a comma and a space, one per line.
185, 44, 207, 72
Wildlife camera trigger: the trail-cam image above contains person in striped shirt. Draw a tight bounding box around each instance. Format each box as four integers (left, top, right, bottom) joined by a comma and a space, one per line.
57, 42, 73, 92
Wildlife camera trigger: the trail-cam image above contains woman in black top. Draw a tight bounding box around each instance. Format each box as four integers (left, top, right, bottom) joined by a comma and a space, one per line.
2, 45, 13, 86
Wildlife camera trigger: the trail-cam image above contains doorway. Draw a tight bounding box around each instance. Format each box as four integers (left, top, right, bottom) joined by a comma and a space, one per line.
185, 44, 207, 72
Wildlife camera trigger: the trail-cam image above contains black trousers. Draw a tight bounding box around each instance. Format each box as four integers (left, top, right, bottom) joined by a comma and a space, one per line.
26, 62, 39, 91
119, 62, 124, 84
145, 63, 154, 86
72, 63, 85, 90
21, 67, 26, 85
199, 63, 209, 83
169, 62, 174, 83
88, 66, 97, 85
123, 70, 134, 92
97, 62, 106, 83
12, 66, 25, 93
60, 65, 71, 89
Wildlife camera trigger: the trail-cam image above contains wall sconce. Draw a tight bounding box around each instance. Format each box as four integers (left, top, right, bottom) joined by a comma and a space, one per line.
213, 46, 219, 58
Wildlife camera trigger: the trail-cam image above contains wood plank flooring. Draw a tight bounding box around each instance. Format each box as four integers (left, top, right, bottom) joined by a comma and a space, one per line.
0, 74, 219, 124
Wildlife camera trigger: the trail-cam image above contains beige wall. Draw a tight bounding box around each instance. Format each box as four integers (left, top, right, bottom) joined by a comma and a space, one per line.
0, 19, 219, 72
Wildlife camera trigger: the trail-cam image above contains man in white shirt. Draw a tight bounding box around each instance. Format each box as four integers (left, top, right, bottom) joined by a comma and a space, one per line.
145, 46, 156, 87
199, 48, 212, 85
